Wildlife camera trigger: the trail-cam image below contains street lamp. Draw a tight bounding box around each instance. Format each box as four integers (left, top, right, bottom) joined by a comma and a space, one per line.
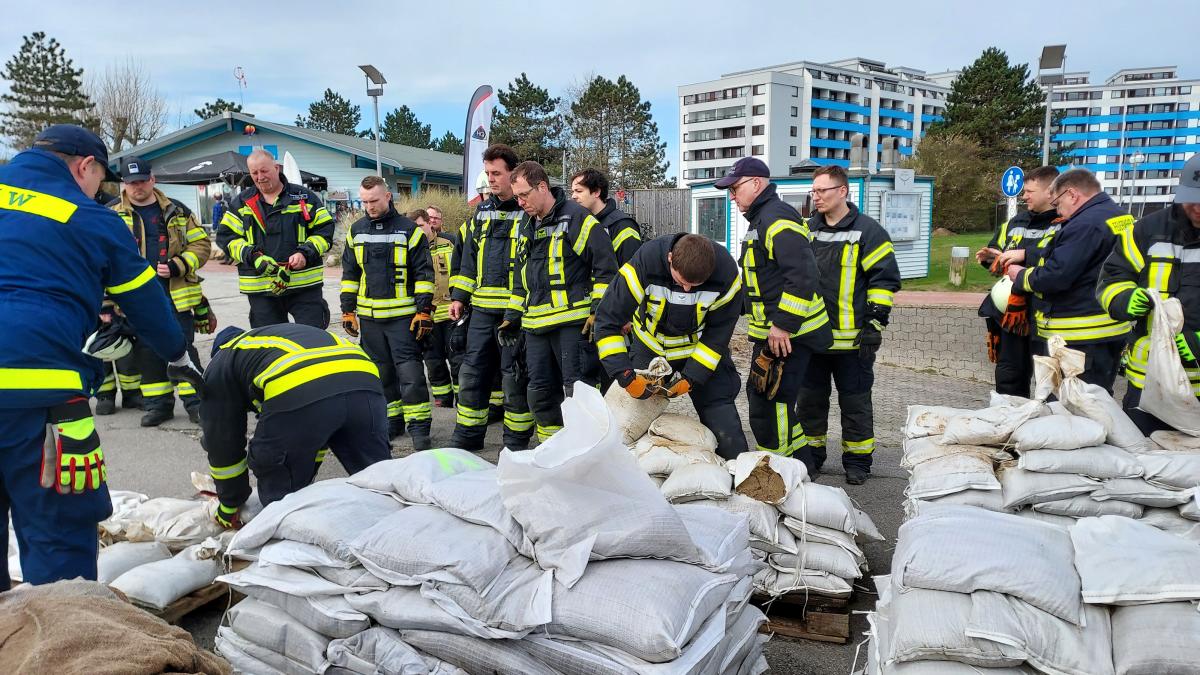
359, 65, 386, 177
1038, 44, 1067, 166
1130, 152, 1146, 217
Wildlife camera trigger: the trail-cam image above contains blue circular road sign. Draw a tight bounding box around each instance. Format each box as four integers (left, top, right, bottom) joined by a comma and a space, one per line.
1001, 166, 1024, 198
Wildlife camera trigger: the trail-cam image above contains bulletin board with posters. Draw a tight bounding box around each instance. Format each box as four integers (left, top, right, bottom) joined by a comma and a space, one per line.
880, 191, 922, 242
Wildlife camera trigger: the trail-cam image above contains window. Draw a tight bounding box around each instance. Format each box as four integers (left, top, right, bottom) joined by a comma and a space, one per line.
752, 105, 766, 115
696, 197, 727, 245
792, 86, 800, 97
684, 106, 745, 124
790, 126, 798, 137
789, 146, 797, 157
1110, 106, 1123, 114
752, 125, 765, 136
790, 106, 799, 117
752, 84, 765, 95
752, 145, 765, 156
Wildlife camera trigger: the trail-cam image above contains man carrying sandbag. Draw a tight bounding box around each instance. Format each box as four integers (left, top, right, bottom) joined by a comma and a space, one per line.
594, 233, 748, 458
1005, 168, 1132, 391
1097, 153, 1200, 433
200, 324, 391, 527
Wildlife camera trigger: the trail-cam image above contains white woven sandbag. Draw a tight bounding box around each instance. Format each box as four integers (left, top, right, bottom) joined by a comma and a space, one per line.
924, 489, 1008, 512
782, 517, 864, 555
854, 507, 885, 542
1033, 495, 1144, 519
941, 401, 1046, 446
109, 540, 222, 610
1010, 414, 1107, 452
228, 478, 404, 561
1071, 515, 1200, 604
887, 586, 1025, 667
420, 555, 554, 637
1000, 467, 1100, 509
346, 585, 527, 640
777, 481, 858, 533
326, 627, 467, 675
905, 405, 977, 438
750, 518, 797, 555
1182, 496, 1200, 521
1060, 378, 1147, 452
1110, 602, 1200, 675
702, 493, 781, 544
907, 451, 1000, 500
633, 439, 719, 476
424, 468, 532, 556
1138, 508, 1200, 544
227, 596, 330, 672
547, 558, 738, 663
96, 541, 171, 584
1092, 478, 1195, 508
1140, 295, 1200, 435
729, 451, 808, 505
222, 578, 369, 638
648, 413, 718, 453
218, 559, 363, 597
661, 462, 732, 502
255, 538, 353, 568
966, 591, 1115, 675
401, 629, 566, 675
893, 504, 1082, 624
753, 566, 852, 598
902, 436, 1001, 470
769, 542, 862, 579
215, 628, 290, 675
1018, 446, 1143, 479
1150, 430, 1200, 453
313, 565, 388, 591
498, 383, 702, 588
604, 358, 673, 446
348, 449, 491, 504
673, 503, 755, 575
1016, 509, 1077, 529
1137, 453, 1200, 490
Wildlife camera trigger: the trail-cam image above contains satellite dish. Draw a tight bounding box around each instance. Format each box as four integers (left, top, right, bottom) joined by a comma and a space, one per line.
282, 152, 302, 185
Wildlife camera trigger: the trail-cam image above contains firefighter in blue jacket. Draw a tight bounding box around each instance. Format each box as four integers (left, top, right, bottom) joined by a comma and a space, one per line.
0, 125, 202, 587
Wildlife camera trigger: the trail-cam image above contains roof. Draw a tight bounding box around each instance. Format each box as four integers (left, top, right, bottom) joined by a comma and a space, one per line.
111, 112, 462, 177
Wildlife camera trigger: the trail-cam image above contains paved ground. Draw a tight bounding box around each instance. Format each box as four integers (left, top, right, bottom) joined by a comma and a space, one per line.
99, 265, 995, 674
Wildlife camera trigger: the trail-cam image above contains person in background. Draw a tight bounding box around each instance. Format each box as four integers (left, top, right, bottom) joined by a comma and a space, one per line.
414, 208, 460, 408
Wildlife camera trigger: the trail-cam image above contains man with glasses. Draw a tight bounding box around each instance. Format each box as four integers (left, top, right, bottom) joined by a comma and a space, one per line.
717, 158, 832, 461
1097, 153, 1200, 433
1005, 168, 1132, 391
793, 165, 900, 484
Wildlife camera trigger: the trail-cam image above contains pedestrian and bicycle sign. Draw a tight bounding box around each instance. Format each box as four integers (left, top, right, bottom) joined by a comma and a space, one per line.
1001, 166, 1024, 198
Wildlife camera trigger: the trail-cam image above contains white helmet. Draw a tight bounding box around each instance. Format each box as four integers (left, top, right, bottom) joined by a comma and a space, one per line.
475, 170, 490, 196
990, 276, 1014, 314
83, 321, 133, 362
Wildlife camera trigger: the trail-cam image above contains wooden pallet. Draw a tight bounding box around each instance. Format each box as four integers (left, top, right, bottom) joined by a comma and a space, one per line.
752, 591, 851, 644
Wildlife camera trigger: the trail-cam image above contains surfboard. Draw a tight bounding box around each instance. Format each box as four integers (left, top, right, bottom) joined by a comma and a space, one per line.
282, 151, 302, 185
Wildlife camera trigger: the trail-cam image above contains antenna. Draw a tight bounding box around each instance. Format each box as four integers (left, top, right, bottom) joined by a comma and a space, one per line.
234, 67, 247, 107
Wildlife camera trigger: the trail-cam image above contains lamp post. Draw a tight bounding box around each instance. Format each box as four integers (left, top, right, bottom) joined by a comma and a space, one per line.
358, 65, 387, 177
1130, 152, 1146, 217
1038, 44, 1067, 166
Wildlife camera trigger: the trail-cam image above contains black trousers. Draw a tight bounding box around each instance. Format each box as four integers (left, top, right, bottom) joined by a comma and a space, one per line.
526, 325, 591, 442
746, 338, 813, 460
247, 285, 330, 329
131, 311, 201, 412
1122, 386, 1182, 436
987, 319, 1034, 398
1033, 339, 1124, 394
449, 310, 532, 450
359, 317, 432, 436
423, 320, 461, 402
249, 390, 390, 506
795, 350, 877, 472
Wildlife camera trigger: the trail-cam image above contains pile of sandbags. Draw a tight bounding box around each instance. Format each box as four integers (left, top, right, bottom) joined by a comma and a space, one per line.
217, 383, 768, 675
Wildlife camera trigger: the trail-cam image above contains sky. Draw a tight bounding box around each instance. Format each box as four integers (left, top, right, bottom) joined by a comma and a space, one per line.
4, 0, 1198, 177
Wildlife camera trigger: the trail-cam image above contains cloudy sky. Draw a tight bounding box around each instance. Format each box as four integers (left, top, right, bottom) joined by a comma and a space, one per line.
4, 0, 1197, 175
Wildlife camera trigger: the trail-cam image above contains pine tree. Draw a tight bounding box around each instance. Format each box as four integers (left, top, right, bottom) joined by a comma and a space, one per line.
491, 73, 564, 176
295, 89, 361, 135
432, 130, 464, 155
566, 75, 668, 189
0, 32, 94, 149
379, 105, 431, 148
194, 98, 242, 121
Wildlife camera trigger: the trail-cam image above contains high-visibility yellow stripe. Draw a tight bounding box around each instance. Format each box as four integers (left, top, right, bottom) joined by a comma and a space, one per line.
0, 184, 77, 222
185, 227, 208, 243
306, 235, 330, 255
210, 459, 248, 480
690, 342, 721, 371
341, 280, 361, 294
1099, 281, 1137, 312
612, 227, 640, 250
764, 219, 811, 258
107, 266, 156, 295
456, 405, 489, 426
254, 345, 367, 389
263, 359, 379, 400
867, 288, 894, 307
620, 264, 645, 303
843, 438, 875, 454
415, 281, 435, 294
596, 335, 628, 359
574, 215, 599, 257
504, 411, 535, 432
861, 242, 894, 270
230, 335, 305, 353
140, 381, 174, 397
838, 243, 858, 330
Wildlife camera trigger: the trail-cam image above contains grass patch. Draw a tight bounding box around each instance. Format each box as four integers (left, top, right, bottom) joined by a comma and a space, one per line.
903, 232, 997, 292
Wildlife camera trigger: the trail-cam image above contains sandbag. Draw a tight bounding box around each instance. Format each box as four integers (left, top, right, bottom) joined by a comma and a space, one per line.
1110, 602, 1200, 675
1139, 508, 1200, 544
424, 468, 532, 556
940, 401, 1045, 446
218, 560, 364, 597
966, 591, 1115, 675
1060, 379, 1147, 452
1071, 515, 1200, 604
420, 555, 554, 637
220, 578, 370, 638
753, 566, 852, 598
604, 357, 673, 446
729, 451, 808, 504
1182, 497, 1200, 521
674, 503, 755, 575
782, 519, 865, 559
648, 413, 718, 453
1092, 478, 1195, 507
892, 504, 1082, 624
769, 542, 862, 579
256, 538, 352, 569
346, 585, 522, 640
922, 488, 1008, 512
907, 451, 1000, 500
497, 383, 701, 588
1009, 414, 1107, 452
109, 541, 222, 610
887, 586, 1025, 667
1017, 446, 1144, 479
314, 565, 389, 592
401, 629, 561, 675
660, 463, 732, 502
347, 449, 491, 504
703, 493, 782, 544
227, 597, 329, 672
632, 440, 720, 476
326, 627, 467, 675
1151, 430, 1200, 453
1016, 509, 1077, 529
1000, 467, 1099, 509
1033, 495, 1144, 519
96, 541, 172, 584
904, 405, 977, 438
901, 436, 1002, 470
1140, 294, 1200, 436
215, 627, 299, 675
1137, 453, 1200, 490
777, 481, 858, 534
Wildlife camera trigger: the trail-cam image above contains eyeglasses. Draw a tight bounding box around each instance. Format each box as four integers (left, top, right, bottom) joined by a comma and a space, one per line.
1049, 189, 1071, 208
811, 185, 845, 196
513, 186, 536, 201
727, 178, 754, 194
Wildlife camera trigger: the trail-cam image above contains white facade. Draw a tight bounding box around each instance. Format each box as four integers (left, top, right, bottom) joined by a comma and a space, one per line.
677, 58, 950, 187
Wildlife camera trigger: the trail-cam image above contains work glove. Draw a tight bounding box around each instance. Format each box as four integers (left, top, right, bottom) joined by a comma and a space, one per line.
856, 319, 884, 360
269, 266, 291, 296
342, 312, 360, 337
449, 316, 468, 354
987, 331, 1000, 364
252, 252, 280, 276
1126, 288, 1153, 318
999, 293, 1030, 336
410, 312, 434, 341
1177, 331, 1200, 363
581, 314, 596, 340
617, 369, 655, 400
665, 376, 692, 399
497, 319, 521, 348
168, 352, 205, 398
214, 503, 243, 530
193, 297, 217, 334
41, 397, 105, 494
749, 350, 784, 399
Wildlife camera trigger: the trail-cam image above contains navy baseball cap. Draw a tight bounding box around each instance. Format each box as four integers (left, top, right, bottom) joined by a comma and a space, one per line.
32, 124, 119, 181
714, 157, 771, 188
120, 155, 152, 182
1177, 154, 1200, 204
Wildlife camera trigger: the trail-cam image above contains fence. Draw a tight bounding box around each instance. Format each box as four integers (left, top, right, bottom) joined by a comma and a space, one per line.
626, 189, 690, 238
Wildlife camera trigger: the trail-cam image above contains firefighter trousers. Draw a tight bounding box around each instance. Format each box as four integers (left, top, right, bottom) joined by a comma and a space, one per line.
746, 338, 812, 458
795, 350, 877, 473
526, 325, 591, 443
131, 311, 201, 413
359, 317, 432, 438
987, 318, 1034, 398
423, 320, 461, 404
96, 350, 141, 403
449, 310, 532, 450
247, 285, 330, 329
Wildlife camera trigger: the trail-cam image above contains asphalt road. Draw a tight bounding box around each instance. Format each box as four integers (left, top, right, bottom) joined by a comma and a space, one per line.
99, 266, 995, 674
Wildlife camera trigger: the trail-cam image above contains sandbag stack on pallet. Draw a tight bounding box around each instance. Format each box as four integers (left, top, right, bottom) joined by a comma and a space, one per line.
217, 383, 769, 675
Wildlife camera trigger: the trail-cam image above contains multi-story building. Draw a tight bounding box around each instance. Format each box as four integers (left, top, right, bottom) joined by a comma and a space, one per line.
677, 57, 950, 186
1050, 66, 1200, 214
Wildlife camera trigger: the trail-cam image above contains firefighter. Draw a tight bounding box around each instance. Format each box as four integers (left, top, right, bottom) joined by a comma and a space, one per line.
0, 125, 200, 586
793, 165, 900, 484
1005, 168, 1132, 391
595, 233, 748, 458
340, 177, 435, 450
216, 149, 334, 328
1098, 153, 1200, 434
508, 161, 618, 441
976, 166, 1060, 398
717, 158, 832, 462
447, 145, 534, 451
201, 325, 390, 525
94, 355, 142, 414
105, 156, 211, 426
413, 208, 459, 408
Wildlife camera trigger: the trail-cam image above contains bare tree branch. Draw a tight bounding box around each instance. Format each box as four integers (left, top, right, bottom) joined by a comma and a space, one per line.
88, 58, 167, 152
